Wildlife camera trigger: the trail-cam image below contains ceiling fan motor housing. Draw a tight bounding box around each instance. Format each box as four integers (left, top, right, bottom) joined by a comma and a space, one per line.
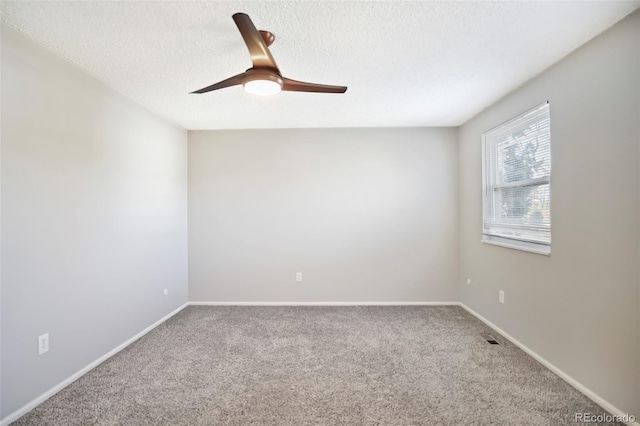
243, 68, 283, 87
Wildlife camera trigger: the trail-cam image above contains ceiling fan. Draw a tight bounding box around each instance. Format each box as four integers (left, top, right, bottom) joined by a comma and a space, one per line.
191, 13, 347, 96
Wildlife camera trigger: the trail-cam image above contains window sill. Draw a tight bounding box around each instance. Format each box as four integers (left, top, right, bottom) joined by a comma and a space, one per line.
481, 236, 550, 256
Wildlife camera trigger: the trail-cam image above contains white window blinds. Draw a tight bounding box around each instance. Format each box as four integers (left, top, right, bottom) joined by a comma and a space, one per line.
482, 103, 551, 254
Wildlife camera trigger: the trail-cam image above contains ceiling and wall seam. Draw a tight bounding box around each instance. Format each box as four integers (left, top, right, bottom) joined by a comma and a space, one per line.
0, 19, 187, 130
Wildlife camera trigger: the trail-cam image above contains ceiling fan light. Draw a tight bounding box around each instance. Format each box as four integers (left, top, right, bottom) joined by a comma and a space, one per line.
243, 79, 282, 96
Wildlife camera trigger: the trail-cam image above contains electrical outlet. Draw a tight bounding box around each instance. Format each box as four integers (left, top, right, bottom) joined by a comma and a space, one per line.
296, 272, 302, 282
163, 288, 168, 296
467, 278, 471, 285
499, 290, 505, 304
38, 333, 49, 355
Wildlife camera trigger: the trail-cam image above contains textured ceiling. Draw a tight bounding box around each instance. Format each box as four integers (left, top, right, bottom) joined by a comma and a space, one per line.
1, 1, 638, 130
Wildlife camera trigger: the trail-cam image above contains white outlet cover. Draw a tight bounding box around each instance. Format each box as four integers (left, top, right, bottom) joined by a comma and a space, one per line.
467, 278, 471, 285
163, 289, 168, 296
296, 272, 302, 282
38, 333, 49, 355
499, 290, 505, 304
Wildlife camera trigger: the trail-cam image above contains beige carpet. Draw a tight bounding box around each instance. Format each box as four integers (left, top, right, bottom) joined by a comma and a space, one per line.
13, 306, 620, 425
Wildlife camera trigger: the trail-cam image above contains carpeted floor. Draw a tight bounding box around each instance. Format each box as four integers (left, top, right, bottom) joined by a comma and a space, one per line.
13, 306, 620, 425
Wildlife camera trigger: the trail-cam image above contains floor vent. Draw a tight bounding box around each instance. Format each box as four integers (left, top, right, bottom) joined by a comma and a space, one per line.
480, 333, 500, 345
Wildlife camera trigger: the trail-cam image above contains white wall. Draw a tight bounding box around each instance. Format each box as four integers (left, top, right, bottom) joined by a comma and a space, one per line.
458, 11, 639, 417
1, 25, 188, 418
189, 128, 458, 303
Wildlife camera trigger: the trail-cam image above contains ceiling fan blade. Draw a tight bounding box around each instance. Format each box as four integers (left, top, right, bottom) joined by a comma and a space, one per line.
190, 73, 245, 94
232, 13, 278, 70
282, 78, 347, 93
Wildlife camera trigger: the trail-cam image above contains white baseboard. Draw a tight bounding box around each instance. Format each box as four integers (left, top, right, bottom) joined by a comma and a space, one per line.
1, 302, 189, 426
459, 303, 639, 426
189, 301, 460, 306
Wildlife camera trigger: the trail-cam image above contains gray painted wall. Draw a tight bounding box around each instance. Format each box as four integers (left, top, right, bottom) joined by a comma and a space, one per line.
458, 11, 639, 417
189, 128, 458, 303
1, 26, 189, 417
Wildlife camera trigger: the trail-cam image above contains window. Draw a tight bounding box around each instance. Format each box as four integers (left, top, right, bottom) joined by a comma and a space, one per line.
482, 102, 551, 255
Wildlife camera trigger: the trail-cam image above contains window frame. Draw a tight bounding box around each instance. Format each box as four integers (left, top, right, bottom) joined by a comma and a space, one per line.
481, 102, 551, 256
